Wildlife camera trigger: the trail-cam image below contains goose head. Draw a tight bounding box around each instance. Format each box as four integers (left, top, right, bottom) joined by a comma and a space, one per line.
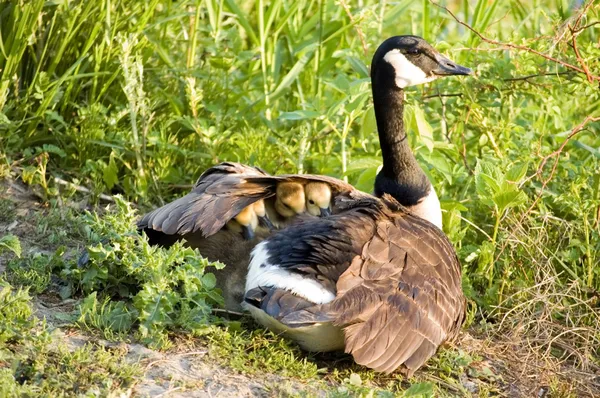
304, 182, 332, 217
275, 182, 306, 218
371, 35, 471, 89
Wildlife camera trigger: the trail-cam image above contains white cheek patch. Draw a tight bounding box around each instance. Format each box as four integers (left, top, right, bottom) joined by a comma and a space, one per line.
383, 49, 437, 88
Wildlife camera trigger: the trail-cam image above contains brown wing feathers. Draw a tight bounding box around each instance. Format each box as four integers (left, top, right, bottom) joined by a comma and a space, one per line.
138, 162, 357, 238
332, 213, 464, 375
138, 163, 277, 236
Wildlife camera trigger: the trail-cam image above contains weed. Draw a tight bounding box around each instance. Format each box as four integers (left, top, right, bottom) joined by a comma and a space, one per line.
76, 292, 135, 342
59, 196, 225, 347
0, 280, 34, 346
0, 277, 141, 396
207, 325, 320, 380
0, 198, 16, 224
0, 234, 21, 258
5, 248, 65, 294
1, 0, 600, 394
2, 340, 141, 396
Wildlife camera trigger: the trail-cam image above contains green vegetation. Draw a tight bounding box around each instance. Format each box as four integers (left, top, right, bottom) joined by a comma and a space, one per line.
1, 0, 599, 395
64, 197, 225, 347
0, 279, 141, 396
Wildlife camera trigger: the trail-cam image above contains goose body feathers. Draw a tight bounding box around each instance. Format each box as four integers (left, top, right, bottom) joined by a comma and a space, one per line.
243, 193, 464, 375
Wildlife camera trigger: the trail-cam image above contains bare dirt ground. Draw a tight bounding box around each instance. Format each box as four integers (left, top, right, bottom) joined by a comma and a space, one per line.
1, 178, 598, 397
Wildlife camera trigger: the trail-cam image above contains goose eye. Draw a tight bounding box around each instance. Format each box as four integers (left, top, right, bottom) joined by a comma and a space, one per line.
309, 200, 315, 205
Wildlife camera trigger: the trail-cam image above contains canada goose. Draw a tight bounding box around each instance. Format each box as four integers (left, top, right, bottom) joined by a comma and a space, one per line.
139, 35, 470, 373
263, 182, 306, 228
265, 181, 333, 226
240, 35, 471, 375
139, 162, 273, 245
243, 191, 464, 374
369, 36, 470, 228
139, 167, 358, 242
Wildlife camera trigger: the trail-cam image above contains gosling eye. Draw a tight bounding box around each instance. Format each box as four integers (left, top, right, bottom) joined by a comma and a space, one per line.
308, 200, 315, 205
406, 48, 419, 55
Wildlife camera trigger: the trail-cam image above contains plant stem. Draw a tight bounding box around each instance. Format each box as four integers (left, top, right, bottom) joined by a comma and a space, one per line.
489, 208, 502, 288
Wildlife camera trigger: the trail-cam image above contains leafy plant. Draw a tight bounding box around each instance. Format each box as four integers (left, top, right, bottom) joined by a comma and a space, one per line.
5, 248, 65, 294
0, 280, 34, 346
1, 0, 600, 394
0, 234, 21, 258
61, 196, 225, 347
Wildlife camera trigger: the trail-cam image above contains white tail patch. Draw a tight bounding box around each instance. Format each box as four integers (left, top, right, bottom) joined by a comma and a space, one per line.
383, 49, 437, 88
408, 185, 442, 229
245, 242, 336, 305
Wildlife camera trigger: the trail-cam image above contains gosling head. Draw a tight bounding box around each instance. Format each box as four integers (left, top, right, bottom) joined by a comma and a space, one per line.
252, 200, 274, 230
371, 35, 472, 89
275, 182, 306, 218
304, 182, 332, 217
233, 205, 259, 240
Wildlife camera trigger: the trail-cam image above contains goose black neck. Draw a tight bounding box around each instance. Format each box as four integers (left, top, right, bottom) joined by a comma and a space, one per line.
372, 67, 430, 206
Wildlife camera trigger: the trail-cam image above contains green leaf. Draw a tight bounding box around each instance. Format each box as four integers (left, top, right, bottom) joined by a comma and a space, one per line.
346, 157, 382, 173
345, 56, 369, 78
0, 234, 22, 258
403, 382, 434, 397
223, 0, 259, 45
360, 106, 376, 137
202, 273, 217, 290
493, 190, 527, 213
354, 167, 378, 193
42, 144, 67, 158
505, 162, 529, 184
412, 105, 434, 152
270, 46, 316, 101
279, 110, 320, 121
475, 161, 502, 202
103, 151, 119, 189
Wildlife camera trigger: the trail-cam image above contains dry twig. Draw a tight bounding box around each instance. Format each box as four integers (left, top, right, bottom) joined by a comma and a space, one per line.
430, 1, 600, 82
54, 176, 115, 203
521, 115, 600, 222
338, 0, 368, 57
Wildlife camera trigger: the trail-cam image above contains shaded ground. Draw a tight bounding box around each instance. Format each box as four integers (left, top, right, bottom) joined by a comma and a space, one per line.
1, 178, 596, 397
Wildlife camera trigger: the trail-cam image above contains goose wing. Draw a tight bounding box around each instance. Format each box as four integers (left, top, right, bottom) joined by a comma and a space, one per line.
139, 163, 362, 237
331, 212, 464, 375
244, 196, 464, 375
138, 162, 275, 236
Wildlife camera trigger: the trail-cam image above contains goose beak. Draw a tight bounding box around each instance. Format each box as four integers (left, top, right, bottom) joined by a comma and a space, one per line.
241, 225, 255, 240
432, 53, 472, 76
320, 207, 332, 217
258, 215, 275, 231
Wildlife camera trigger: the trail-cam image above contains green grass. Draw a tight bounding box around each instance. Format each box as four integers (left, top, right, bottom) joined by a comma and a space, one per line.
0, 279, 141, 396
0, 198, 16, 224
207, 326, 321, 379
1, 0, 599, 395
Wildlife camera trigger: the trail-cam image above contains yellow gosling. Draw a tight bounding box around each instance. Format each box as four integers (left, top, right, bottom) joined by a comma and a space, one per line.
274, 182, 306, 218
304, 182, 332, 217
226, 204, 259, 239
